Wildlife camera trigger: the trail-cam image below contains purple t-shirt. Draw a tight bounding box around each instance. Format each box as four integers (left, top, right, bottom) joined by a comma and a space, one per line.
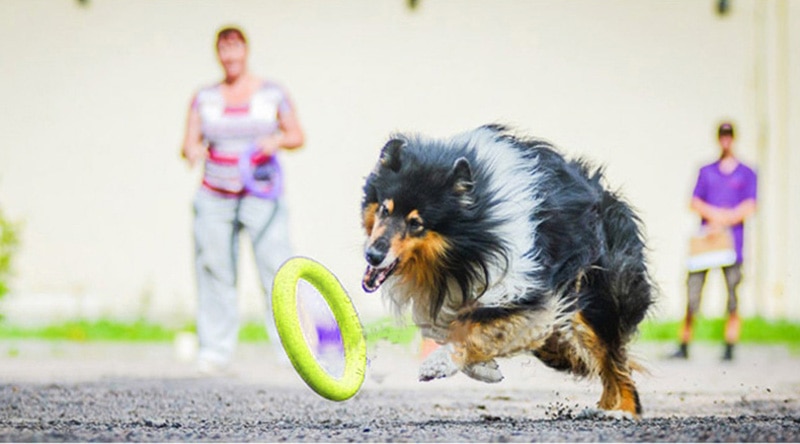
692, 160, 757, 263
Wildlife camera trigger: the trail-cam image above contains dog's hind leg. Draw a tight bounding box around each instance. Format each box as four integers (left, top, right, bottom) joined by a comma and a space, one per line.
418, 305, 557, 383
572, 311, 641, 418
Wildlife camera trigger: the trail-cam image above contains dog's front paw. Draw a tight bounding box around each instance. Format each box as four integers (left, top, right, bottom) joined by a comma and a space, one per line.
418, 344, 460, 381
461, 359, 504, 383
575, 407, 636, 421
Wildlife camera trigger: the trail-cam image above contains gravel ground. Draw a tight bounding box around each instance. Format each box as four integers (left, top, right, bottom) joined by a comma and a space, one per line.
0, 340, 798, 442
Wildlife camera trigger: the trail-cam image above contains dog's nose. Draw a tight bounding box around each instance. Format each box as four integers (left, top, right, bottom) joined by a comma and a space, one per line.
365, 245, 386, 267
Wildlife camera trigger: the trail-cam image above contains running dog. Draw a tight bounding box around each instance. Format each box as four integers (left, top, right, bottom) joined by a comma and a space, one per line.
360, 124, 654, 418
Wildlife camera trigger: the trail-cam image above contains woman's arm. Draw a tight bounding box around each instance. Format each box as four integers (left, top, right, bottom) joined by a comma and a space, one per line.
257, 98, 305, 156
181, 103, 207, 167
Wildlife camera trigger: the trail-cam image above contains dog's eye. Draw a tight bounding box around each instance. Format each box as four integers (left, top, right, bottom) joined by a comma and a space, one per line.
378, 204, 389, 218
407, 218, 424, 233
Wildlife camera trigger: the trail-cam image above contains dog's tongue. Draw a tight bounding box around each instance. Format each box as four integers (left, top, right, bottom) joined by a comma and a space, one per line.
362, 260, 398, 293
361, 265, 383, 293
362, 266, 381, 293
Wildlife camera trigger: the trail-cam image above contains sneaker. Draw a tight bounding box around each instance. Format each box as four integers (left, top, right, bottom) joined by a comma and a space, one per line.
668, 343, 689, 359
722, 343, 734, 361
197, 357, 230, 376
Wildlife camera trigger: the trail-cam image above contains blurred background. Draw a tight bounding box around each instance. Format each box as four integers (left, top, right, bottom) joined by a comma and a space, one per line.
0, 0, 798, 333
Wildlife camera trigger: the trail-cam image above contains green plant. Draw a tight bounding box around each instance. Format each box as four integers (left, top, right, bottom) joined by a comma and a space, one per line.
0, 207, 21, 301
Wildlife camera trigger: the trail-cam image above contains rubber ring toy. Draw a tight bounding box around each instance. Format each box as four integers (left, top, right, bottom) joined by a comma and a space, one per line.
239, 145, 283, 199
272, 257, 367, 401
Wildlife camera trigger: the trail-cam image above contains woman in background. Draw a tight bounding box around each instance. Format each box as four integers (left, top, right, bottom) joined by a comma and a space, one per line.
181, 26, 305, 373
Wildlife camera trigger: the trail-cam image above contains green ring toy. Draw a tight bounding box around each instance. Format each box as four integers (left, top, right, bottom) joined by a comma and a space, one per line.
272, 257, 367, 401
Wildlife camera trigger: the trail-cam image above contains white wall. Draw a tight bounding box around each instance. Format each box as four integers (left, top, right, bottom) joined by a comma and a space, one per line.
0, 0, 797, 325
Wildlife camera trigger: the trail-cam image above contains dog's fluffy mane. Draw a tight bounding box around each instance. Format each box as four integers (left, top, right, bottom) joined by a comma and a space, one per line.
364, 126, 544, 318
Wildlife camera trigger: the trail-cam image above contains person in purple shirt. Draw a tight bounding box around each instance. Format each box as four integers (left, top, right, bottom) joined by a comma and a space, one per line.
672, 122, 757, 361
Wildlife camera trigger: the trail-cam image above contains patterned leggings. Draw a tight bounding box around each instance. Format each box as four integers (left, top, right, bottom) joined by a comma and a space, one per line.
685, 263, 742, 316
681, 263, 742, 344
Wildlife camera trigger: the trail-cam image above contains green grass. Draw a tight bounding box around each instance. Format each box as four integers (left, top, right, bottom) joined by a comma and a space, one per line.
0, 319, 176, 342
0, 319, 271, 343
0, 318, 418, 344
362, 318, 419, 345
0, 317, 798, 345
238, 321, 269, 342
638, 316, 800, 344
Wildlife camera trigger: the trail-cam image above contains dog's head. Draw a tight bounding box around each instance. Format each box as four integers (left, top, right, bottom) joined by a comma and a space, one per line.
360, 137, 475, 294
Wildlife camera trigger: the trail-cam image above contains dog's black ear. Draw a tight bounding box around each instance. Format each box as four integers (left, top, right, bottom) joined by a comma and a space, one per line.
451, 157, 474, 204
379, 139, 405, 172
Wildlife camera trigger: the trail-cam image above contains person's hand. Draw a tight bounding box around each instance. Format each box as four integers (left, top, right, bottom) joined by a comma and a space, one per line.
707, 208, 739, 230
256, 134, 282, 157
702, 210, 725, 232
182, 143, 207, 167
720, 209, 738, 227
706, 222, 728, 234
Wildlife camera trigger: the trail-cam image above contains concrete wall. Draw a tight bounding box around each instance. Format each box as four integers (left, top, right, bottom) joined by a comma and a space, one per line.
0, 0, 797, 325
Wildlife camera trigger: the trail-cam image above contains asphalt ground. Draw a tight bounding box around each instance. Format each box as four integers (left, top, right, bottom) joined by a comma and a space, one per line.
0, 340, 799, 442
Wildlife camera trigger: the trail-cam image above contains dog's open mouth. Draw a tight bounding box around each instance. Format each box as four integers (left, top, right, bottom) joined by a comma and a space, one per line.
362, 259, 398, 293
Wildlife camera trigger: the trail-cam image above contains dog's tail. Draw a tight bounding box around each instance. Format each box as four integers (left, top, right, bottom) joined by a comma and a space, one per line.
597, 187, 655, 339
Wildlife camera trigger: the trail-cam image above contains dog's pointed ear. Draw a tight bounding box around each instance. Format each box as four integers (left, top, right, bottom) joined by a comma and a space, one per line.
379, 139, 405, 172
451, 157, 474, 204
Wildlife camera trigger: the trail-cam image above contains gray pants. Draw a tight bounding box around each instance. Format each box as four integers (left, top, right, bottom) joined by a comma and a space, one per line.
686, 262, 742, 316
193, 189, 292, 366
